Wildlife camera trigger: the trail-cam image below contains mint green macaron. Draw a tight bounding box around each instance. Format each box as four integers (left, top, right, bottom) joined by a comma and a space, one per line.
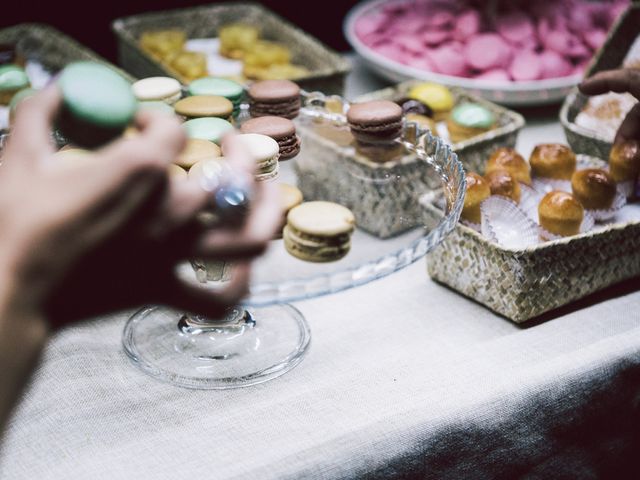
451, 103, 495, 129
183, 117, 234, 144
187, 77, 244, 114
0, 64, 29, 92
59, 62, 137, 128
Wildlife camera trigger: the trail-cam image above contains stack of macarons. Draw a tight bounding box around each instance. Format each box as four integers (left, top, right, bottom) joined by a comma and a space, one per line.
240, 116, 300, 159
187, 77, 244, 117
223, 133, 280, 181
248, 79, 301, 119
283, 201, 356, 262
346, 100, 403, 144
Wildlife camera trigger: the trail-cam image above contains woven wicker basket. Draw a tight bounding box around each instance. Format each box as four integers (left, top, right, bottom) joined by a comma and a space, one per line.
356, 81, 525, 174
0, 23, 134, 81
112, 2, 350, 94
560, 3, 640, 159
422, 156, 640, 323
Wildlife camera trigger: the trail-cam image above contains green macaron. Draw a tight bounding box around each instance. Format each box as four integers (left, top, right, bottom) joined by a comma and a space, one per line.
183, 117, 234, 145
57, 62, 137, 148
451, 103, 495, 129
0, 64, 29, 92
138, 100, 175, 115
187, 77, 244, 115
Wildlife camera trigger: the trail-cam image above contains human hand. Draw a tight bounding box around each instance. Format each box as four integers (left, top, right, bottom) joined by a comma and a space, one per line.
579, 68, 640, 144
0, 86, 281, 331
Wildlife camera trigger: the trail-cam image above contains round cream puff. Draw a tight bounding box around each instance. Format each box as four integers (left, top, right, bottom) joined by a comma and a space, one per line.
461, 172, 491, 224
608, 140, 640, 183
571, 168, 616, 210
538, 191, 584, 237
529, 144, 576, 180
484, 169, 521, 203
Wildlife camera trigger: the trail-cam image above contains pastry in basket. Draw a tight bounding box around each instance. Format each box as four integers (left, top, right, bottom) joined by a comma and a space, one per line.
538, 191, 584, 237
276, 183, 303, 239
484, 170, 521, 203
461, 172, 490, 225
140, 30, 186, 61
132, 76, 182, 104
218, 23, 259, 59
574, 92, 637, 143
406, 83, 453, 122
175, 138, 221, 169
240, 116, 300, 159
283, 201, 355, 262
248, 79, 301, 119
447, 103, 496, 143
485, 147, 531, 185
529, 144, 576, 180
244, 63, 309, 81
166, 51, 208, 82
174, 95, 234, 120
571, 169, 616, 210
608, 140, 640, 183
0, 64, 29, 105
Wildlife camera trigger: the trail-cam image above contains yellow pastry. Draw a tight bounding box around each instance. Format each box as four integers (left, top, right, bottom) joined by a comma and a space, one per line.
407, 83, 454, 121
140, 30, 186, 61
529, 144, 576, 180
538, 191, 584, 237
219, 24, 259, 59
486, 147, 531, 185
484, 170, 521, 203
167, 51, 208, 82
243, 41, 291, 68
571, 168, 616, 210
461, 172, 491, 224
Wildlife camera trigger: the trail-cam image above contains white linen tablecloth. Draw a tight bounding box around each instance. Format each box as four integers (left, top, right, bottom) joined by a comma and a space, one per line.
1, 56, 639, 479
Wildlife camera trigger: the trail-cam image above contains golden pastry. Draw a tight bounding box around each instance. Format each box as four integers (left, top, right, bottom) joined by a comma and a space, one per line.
529, 144, 576, 180
219, 24, 259, 59
140, 30, 186, 61
167, 51, 207, 82
243, 63, 309, 81
486, 147, 531, 185
538, 191, 584, 237
608, 140, 640, 183
461, 172, 491, 224
405, 113, 437, 133
484, 170, 521, 203
571, 169, 616, 210
243, 40, 291, 68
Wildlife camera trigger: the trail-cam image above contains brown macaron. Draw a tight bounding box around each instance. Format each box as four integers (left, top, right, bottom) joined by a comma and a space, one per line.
248, 80, 301, 119
347, 100, 403, 144
174, 95, 234, 119
240, 115, 300, 159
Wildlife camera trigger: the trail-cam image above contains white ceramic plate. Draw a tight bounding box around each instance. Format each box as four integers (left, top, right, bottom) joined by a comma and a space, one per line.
343, 0, 584, 106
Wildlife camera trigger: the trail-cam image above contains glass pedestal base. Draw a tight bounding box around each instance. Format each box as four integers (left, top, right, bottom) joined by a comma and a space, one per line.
122, 304, 310, 389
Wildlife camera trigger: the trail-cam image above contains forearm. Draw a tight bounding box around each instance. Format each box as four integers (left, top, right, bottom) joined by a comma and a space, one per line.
0, 278, 48, 432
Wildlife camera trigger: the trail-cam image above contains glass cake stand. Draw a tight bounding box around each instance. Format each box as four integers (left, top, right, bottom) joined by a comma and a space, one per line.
122, 91, 466, 389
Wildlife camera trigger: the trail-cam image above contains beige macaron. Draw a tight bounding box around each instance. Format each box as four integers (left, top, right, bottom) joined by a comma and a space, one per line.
174, 95, 234, 119
222, 133, 280, 181
176, 138, 222, 169
283, 201, 355, 262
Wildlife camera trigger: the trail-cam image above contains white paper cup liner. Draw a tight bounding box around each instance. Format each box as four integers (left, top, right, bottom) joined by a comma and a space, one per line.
532, 177, 571, 195
617, 180, 635, 200
519, 183, 543, 223
480, 196, 539, 249
460, 220, 481, 232
587, 190, 627, 222
539, 211, 595, 241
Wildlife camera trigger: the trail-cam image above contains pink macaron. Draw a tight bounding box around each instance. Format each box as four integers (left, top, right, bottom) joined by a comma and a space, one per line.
509, 51, 542, 81
539, 50, 573, 78
429, 43, 468, 76
464, 33, 512, 71
496, 12, 535, 45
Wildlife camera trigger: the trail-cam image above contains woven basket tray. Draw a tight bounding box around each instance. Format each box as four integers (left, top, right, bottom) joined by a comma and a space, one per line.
356, 81, 525, 174
422, 156, 640, 323
112, 2, 350, 94
0, 23, 134, 81
560, 3, 640, 159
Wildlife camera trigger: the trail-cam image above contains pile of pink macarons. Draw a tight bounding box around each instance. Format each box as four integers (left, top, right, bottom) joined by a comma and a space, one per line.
354, 0, 628, 82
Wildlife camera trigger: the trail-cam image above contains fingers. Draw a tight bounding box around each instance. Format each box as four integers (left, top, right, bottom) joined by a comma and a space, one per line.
579, 68, 640, 100
163, 262, 251, 318
5, 86, 61, 166
614, 103, 640, 144
190, 179, 281, 260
